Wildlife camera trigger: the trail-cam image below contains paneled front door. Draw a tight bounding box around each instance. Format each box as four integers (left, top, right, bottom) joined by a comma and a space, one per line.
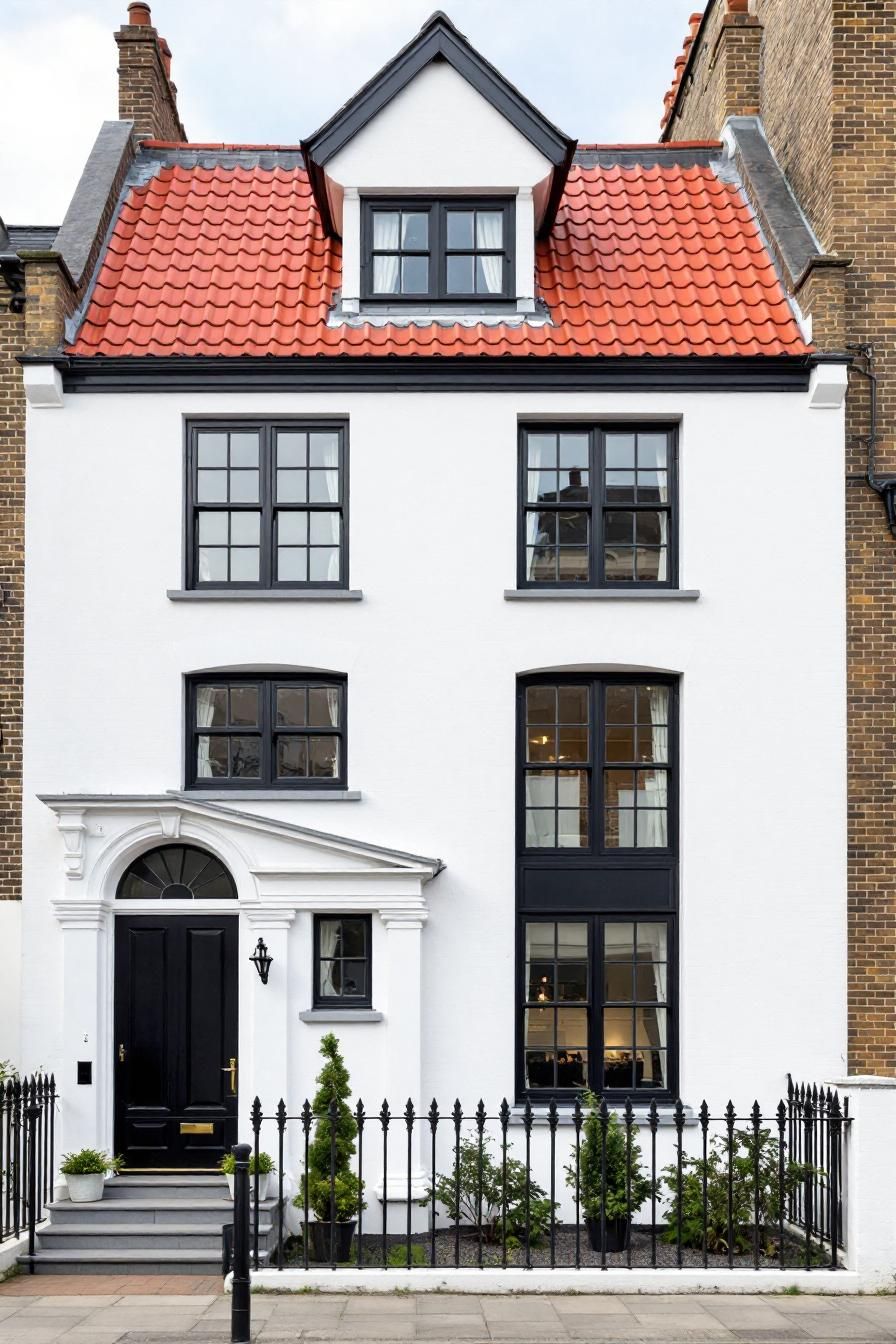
113, 915, 239, 1169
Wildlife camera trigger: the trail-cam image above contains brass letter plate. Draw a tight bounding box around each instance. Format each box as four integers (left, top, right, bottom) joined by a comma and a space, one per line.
180, 1122, 214, 1135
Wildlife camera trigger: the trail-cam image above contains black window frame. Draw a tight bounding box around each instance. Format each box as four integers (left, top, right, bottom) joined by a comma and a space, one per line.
361, 198, 515, 304
185, 673, 347, 792
517, 424, 678, 590
515, 673, 678, 1103
185, 418, 349, 591
313, 914, 373, 1009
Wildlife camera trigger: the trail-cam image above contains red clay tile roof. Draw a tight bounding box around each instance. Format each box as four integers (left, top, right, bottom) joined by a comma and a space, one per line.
68, 153, 810, 359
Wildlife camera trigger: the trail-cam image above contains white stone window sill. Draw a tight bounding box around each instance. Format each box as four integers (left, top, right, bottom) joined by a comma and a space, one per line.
299, 1009, 383, 1023
167, 589, 363, 602
180, 790, 361, 802
504, 589, 700, 602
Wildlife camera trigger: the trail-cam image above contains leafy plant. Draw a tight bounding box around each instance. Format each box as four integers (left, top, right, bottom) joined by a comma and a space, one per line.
428, 1135, 555, 1247
220, 1150, 275, 1176
60, 1148, 120, 1176
565, 1092, 654, 1222
387, 1243, 427, 1267
293, 1033, 365, 1222
661, 1126, 816, 1256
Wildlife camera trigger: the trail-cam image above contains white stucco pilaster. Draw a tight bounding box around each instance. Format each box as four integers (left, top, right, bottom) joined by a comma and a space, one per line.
377, 909, 429, 1229
51, 897, 112, 1158
242, 907, 296, 1141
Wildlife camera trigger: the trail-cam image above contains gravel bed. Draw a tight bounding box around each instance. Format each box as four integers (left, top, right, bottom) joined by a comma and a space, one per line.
283, 1226, 836, 1271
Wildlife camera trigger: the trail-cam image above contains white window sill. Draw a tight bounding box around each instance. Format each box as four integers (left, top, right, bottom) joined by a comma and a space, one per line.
504, 589, 700, 602
180, 790, 361, 802
167, 589, 363, 602
299, 1009, 383, 1023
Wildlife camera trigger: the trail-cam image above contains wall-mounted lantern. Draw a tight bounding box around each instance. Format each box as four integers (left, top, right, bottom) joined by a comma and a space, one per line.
249, 937, 273, 985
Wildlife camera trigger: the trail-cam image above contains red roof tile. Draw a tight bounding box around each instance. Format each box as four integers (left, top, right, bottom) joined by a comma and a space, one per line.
69, 157, 809, 359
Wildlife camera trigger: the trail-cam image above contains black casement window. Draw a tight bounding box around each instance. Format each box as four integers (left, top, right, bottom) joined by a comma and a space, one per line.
522, 680, 672, 853
517, 674, 677, 1100
186, 675, 346, 790
362, 199, 514, 303
186, 421, 347, 589
314, 916, 372, 1007
521, 917, 673, 1095
519, 425, 677, 588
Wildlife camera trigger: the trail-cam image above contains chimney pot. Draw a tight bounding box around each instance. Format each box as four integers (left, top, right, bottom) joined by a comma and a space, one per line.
127, 2, 152, 24
726, 0, 749, 11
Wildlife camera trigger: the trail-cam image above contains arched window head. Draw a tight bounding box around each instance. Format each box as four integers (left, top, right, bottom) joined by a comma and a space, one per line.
116, 845, 236, 901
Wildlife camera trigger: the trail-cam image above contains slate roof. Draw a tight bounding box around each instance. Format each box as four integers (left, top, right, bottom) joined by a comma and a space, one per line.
67, 143, 810, 360
0, 225, 58, 259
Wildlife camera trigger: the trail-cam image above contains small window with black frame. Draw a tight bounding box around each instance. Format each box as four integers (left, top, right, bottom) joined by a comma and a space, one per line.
314, 915, 372, 1007
186, 674, 346, 790
362, 199, 514, 303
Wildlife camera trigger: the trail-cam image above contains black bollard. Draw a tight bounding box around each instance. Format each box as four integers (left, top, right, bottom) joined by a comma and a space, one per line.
230, 1143, 251, 1344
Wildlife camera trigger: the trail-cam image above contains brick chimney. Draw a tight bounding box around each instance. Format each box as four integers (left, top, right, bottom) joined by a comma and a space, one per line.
115, 3, 186, 142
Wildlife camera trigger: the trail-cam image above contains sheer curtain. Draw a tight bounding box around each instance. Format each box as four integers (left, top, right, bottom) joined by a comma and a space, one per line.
477, 212, 503, 294
638, 924, 668, 1057
319, 920, 340, 997
639, 687, 669, 847
195, 687, 216, 778
525, 437, 553, 581
526, 774, 556, 846
372, 214, 400, 293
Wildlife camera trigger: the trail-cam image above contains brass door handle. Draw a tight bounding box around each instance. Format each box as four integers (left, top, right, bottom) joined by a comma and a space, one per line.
118, 1043, 126, 1064
221, 1057, 237, 1096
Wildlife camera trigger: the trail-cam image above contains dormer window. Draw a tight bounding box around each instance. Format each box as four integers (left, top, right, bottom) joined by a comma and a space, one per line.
362, 199, 514, 303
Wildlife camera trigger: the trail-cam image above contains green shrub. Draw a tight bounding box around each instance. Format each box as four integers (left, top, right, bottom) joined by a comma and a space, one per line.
565, 1092, 654, 1222
219, 1150, 275, 1176
293, 1034, 365, 1222
662, 1126, 815, 1256
387, 1243, 427, 1267
60, 1149, 120, 1176
428, 1135, 555, 1247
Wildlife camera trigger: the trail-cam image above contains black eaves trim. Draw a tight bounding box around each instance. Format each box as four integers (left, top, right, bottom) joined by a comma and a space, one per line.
45, 355, 813, 394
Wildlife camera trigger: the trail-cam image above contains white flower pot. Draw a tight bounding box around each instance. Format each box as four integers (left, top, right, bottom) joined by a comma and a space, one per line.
225, 1172, 269, 1201
65, 1172, 105, 1203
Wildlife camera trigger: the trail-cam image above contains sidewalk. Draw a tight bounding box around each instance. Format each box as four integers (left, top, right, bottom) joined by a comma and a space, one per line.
1, 1281, 896, 1343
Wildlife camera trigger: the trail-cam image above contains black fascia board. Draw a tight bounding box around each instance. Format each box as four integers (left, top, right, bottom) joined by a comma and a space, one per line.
37, 354, 811, 394
300, 13, 576, 239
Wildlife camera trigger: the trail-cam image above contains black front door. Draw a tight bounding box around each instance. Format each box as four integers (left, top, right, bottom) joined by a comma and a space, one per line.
114, 915, 239, 1169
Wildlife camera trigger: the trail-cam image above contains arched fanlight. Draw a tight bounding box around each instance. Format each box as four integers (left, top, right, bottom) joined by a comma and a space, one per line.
116, 845, 236, 901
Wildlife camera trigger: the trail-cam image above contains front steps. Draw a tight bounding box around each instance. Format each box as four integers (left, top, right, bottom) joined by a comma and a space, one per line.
18, 1173, 283, 1275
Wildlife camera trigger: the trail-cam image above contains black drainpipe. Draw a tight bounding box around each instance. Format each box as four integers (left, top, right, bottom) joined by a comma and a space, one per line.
848, 343, 896, 536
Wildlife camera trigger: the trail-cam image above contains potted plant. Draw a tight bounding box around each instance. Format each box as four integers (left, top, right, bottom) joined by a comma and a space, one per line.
293, 1033, 365, 1262
566, 1092, 653, 1252
60, 1149, 120, 1203
220, 1150, 275, 1201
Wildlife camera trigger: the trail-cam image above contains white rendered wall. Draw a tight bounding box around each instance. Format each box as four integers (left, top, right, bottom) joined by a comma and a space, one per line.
22, 387, 847, 1140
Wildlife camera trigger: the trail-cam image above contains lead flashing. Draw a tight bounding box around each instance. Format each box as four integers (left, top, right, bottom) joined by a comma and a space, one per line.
724, 118, 822, 284
54, 121, 136, 286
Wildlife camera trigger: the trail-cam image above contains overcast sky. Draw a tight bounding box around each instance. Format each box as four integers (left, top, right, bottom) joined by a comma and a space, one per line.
0, 0, 698, 224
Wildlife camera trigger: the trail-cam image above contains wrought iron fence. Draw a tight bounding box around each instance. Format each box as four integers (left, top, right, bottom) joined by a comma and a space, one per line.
0, 1074, 56, 1250
238, 1082, 850, 1276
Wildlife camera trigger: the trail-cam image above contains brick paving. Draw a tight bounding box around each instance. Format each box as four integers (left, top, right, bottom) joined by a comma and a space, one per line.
0, 1286, 892, 1341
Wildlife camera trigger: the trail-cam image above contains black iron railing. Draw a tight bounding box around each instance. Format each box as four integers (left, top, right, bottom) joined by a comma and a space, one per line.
0, 1075, 56, 1249
237, 1083, 850, 1277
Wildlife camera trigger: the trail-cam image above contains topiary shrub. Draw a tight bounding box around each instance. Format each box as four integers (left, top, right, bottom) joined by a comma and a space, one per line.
293, 1033, 365, 1222
565, 1092, 654, 1223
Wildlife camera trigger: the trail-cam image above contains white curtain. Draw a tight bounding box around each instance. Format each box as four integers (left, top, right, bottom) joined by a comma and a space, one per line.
319, 919, 340, 997
195, 686, 217, 778
325, 688, 340, 727
636, 924, 668, 1057
639, 687, 669, 847
477, 211, 503, 294
525, 774, 556, 846
656, 513, 669, 582
525, 436, 553, 579
372, 213, 400, 294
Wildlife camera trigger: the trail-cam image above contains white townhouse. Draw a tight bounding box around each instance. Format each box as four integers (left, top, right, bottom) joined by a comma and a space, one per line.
14, 3, 855, 1273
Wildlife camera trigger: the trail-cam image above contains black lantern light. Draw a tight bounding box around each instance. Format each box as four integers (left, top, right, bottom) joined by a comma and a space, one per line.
249, 937, 273, 985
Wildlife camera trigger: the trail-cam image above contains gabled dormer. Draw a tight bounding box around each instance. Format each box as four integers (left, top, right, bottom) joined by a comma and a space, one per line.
301, 11, 576, 316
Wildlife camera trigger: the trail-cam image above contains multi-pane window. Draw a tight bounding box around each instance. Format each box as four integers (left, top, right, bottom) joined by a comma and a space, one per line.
363, 199, 513, 302
520, 918, 672, 1096
314, 916, 372, 1007
187, 421, 346, 589
186, 675, 346, 790
522, 678, 673, 852
519, 426, 676, 588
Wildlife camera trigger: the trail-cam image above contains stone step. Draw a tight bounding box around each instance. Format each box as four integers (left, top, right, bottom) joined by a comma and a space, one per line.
104, 1175, 228, 1200
17, 1248, 227, 1276
37, 1221, 274, 1252
48, 1197, 280, 1227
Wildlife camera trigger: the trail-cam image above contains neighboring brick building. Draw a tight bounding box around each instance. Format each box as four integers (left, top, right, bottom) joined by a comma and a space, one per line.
0, 4, 184, 908
661, 0, 896, 1076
